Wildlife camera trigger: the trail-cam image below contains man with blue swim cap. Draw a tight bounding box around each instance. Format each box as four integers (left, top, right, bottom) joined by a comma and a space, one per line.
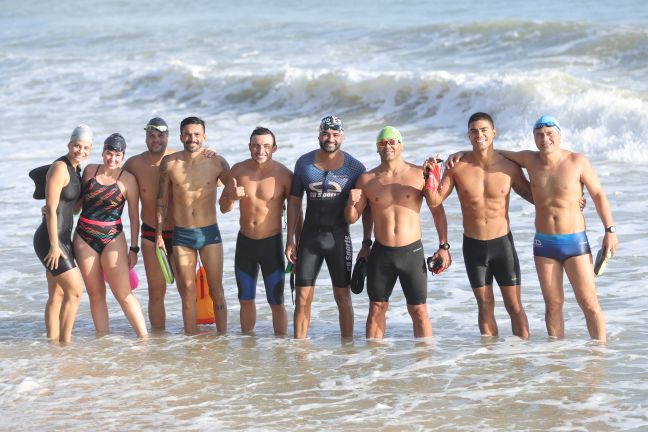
498, 114, 618, 343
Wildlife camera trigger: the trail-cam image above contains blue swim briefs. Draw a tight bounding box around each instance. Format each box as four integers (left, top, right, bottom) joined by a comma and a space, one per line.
533, 231, 591, 262
173, 224, 222, 250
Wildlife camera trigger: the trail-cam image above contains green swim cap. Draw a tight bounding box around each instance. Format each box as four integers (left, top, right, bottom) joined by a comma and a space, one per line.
376, 126, 403, 144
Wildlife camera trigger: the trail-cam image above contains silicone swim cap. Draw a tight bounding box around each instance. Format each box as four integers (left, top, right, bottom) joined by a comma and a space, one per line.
70, 124, 93, 143
376, 126, 403, 144
104, 133, 127, 153
534, 115, 561, 134
145, 117, 168, 133
319, 115, 344, 133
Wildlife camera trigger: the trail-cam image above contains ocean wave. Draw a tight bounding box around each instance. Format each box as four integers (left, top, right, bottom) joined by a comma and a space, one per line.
111, 64, 648, 161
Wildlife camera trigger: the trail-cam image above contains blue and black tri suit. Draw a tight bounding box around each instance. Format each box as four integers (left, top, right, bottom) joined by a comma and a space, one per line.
290, 150, 366, 287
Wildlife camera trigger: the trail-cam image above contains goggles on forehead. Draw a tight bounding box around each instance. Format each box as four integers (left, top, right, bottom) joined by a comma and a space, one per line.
145, 125, 168, 133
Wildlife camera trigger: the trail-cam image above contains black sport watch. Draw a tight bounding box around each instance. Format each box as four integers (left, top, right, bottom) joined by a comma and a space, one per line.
605, 226, 616, 233
362, 239, 373, 247
439, 243, 450, 250
129, 246, 140, 254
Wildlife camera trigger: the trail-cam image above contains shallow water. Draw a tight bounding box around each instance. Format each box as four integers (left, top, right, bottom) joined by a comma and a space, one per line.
1, 1, 647, 430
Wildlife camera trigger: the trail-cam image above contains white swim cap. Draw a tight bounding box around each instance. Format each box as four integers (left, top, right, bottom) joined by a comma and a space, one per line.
70, 124, 93, 143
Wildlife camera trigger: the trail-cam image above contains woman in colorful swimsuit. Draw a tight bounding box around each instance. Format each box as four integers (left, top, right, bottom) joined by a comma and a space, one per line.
33, 125, 93, 343
74, 133, 148, 337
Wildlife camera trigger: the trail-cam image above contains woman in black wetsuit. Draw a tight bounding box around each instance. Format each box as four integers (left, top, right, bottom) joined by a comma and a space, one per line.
33, 125, 93, 343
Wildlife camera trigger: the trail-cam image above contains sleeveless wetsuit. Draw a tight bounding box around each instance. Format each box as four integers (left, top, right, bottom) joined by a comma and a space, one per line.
75, 166, 126, 254
33, 156, 82, 276
290, 150, 366, 287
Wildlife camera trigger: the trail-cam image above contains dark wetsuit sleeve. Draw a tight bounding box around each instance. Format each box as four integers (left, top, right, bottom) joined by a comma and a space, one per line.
290, 156, 305, 198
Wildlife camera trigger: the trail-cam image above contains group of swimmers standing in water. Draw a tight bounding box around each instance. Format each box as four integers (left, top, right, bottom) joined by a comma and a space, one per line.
33, 113, 618, 344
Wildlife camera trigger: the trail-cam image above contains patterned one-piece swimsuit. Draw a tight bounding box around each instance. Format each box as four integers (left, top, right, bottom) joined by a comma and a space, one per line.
76, 166, 126, 254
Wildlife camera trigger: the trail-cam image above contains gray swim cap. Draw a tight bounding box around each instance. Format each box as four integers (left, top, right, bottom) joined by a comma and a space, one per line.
104, 133, 127, 153
70, 124, 93, 143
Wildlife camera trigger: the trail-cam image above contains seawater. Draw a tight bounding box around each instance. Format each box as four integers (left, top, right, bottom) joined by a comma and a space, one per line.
1, 1, 647, 430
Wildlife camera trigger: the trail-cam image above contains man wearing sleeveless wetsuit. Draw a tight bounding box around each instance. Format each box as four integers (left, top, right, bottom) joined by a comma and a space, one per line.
220, 126, 301, 336
496, 115, 618, 343
346, 126, 450, 339
425, 113, 532, 339
285, 115, 371, 339
156, 117, 231, 335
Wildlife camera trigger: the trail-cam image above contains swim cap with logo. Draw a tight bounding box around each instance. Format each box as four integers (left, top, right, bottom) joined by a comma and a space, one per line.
319, 115, 344, 133
70, 124, 93, 143
104, 133, 127, 153
145, 117, 169, 133
376, 126, 403, 144
534, 114, 561, 134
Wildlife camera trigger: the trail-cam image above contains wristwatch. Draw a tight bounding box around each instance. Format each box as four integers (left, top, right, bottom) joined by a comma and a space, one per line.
439, 243, 450, 250
362, 239, 373, 247
129, 246, 140, 254
605, 226, 616, 233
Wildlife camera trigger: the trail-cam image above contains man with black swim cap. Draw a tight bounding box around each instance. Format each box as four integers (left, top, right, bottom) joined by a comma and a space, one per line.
346, 126, 450, 339
123, 117, 175, 331
286, 115, 371, 339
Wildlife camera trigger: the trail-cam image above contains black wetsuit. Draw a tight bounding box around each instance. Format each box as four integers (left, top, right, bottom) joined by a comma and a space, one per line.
290, 150, 366, 287
33, 156, 81, 276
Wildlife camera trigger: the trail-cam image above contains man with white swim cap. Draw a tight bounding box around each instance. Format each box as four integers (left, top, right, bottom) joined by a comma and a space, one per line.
497, 114, 618, 343
285, 115, 371, 339
346, 126, 450, 339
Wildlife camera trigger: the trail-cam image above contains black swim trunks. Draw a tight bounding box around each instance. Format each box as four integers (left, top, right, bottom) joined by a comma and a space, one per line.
463, 232, 521, 289
366, 240, 428, 305
295, 226, 352, 288
235, 232, 285, 305
141, 223, 173, 255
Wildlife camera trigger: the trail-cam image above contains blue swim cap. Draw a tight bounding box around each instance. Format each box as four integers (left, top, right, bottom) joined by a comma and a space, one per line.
534, 115, 561, 134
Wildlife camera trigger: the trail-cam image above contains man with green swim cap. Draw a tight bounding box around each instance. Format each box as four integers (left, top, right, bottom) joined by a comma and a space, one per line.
345, 126, 450, 339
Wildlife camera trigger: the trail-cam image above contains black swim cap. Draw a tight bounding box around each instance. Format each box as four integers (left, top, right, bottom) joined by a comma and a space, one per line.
145, 117, 168, 133
104, 133, 127, 153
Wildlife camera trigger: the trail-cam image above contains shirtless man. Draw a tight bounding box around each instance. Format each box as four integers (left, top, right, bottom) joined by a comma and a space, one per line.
285, 115, 371, 339
425, 112, 531, 338
498, 115, 617, 343
123, 118, 175, 331
156, 116, 231, 335
220, 126, 299, 336
345, 126, 450, 338
124, 117, 217, 331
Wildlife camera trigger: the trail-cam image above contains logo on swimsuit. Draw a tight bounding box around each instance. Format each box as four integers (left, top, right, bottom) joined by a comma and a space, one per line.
412, 247, 422, 253
344, 234, 352, 272
309, 181, 342, 193
534, 239, 543, 247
